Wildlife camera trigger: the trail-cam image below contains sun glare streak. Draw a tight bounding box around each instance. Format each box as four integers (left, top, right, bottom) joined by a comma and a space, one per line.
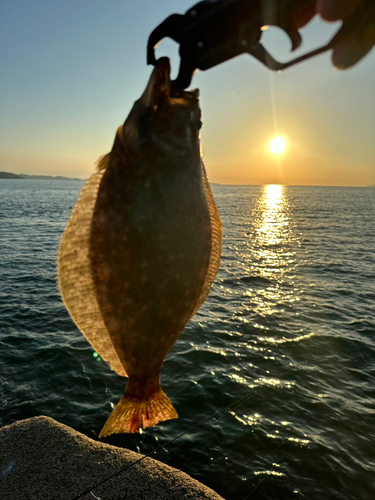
267, 72, 285, 182
268, 72, 278, 136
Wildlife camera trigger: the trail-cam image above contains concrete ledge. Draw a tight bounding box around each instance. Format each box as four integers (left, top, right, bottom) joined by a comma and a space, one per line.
0, 416, 224, 500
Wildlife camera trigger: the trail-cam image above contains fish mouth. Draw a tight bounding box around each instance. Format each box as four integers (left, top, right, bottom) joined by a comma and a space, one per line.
142, 57, 199, 106
122, 57, 202, 156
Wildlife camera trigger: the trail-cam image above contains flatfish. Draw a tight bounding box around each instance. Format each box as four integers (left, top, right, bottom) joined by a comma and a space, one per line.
57, 58, 221, 437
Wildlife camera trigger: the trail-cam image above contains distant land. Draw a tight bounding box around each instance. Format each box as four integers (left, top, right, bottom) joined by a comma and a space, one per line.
0, 171, 25, 179
0, 171, 82, 181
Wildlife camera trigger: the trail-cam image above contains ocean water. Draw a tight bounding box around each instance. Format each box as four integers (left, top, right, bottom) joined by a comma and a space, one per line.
1, 180, 374, 500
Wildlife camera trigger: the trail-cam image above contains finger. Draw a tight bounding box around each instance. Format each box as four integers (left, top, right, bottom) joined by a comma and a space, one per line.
293, 1, 316, 28
333, 38, 374, 69
332, 3, 375, 68
317, 0, 363, 22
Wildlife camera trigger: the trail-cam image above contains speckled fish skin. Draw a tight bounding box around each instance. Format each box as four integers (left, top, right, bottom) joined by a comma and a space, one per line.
58, 57, 221, 437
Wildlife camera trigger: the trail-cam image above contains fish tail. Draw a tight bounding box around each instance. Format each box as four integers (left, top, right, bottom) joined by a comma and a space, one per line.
99, 378, 178, 437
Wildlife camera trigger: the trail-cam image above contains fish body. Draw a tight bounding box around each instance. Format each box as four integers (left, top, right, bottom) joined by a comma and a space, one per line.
57, 58, 221, 437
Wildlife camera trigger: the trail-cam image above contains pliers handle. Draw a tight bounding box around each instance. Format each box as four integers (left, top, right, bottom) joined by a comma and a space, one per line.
147, 0, 373, 89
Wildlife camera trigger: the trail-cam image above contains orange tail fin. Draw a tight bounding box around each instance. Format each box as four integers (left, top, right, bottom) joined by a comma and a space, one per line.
99, 378, 178, 437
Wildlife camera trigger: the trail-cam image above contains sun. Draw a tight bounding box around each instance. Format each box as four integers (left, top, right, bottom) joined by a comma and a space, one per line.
268, 137, 286, 155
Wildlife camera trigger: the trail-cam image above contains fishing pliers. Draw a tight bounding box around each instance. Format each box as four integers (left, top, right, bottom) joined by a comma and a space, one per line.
147, 0, 373, 89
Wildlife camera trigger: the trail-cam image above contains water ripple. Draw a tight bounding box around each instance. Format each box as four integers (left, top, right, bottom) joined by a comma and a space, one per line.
1, 181, 374, 500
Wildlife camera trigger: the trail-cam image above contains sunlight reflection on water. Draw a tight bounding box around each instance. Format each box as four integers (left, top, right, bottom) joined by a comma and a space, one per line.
251, 184, 292, 274
241, 184, 300, 318
218, 185, 312, 446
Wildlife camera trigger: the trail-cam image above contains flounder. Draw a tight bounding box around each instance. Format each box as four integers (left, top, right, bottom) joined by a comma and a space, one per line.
57, 58, 221, 437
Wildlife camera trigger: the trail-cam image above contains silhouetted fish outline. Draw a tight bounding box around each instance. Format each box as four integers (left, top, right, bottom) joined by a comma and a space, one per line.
57, 58, 221, 437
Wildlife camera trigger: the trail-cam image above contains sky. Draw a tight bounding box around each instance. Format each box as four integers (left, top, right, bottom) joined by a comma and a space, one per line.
0, 0, 374, 186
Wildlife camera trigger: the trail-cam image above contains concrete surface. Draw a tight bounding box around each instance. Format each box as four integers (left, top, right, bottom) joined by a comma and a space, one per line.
0, 416, 225, 500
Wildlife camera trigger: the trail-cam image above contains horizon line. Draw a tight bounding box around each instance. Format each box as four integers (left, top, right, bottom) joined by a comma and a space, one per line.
1, 171, 374, 188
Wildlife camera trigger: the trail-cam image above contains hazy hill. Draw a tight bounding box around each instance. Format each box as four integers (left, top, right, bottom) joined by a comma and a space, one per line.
0, 171, 82, 181
0, 171, 25, 179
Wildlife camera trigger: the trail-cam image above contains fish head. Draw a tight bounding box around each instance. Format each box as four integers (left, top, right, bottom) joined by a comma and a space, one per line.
122, 57, 202, 157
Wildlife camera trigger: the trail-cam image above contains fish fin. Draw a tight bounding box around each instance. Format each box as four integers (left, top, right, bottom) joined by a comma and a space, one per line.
99, 388, 178, 437
192, 160, 222, 315
57, 170, 127, 377
202, 160, 221, 289
96, 153, 111, 172
96, 127, 124, 172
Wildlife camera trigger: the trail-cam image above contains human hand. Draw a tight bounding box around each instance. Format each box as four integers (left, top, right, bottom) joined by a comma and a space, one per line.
294, 0, 375, 69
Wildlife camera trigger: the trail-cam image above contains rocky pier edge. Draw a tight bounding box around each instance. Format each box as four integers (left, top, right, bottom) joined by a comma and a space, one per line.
0, 416, 225, 500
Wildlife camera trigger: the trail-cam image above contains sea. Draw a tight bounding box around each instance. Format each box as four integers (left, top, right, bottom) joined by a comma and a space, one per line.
1, 180, 374, 500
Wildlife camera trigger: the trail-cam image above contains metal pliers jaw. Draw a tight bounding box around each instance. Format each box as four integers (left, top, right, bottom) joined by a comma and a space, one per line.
147, 0, 373, 90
